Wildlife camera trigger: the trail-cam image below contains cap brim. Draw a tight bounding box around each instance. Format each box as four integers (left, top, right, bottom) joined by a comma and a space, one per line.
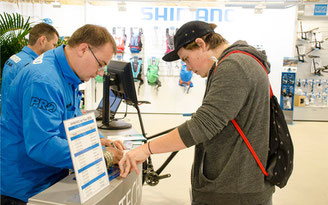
162, 50, 179, 62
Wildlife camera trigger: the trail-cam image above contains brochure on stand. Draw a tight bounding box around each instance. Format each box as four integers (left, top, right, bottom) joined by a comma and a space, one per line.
64, 113, 109, 203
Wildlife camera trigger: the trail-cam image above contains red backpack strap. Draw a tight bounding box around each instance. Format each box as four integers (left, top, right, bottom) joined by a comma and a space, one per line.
213, 50, 273, 98
214, 50, 270, 176
232, 119, 269, 176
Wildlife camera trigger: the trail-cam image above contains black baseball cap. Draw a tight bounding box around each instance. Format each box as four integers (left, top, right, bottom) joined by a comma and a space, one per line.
162, 21, 214, 62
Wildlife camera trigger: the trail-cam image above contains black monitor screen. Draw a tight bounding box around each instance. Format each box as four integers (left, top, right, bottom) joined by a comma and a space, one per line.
98, 60, 137, 130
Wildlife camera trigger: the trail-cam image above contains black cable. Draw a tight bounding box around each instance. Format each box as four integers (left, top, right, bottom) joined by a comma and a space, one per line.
110, 94, 118, 107
113, 93, 128, 120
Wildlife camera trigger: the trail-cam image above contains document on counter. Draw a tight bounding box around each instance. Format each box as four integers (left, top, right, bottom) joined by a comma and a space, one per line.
64, 113, 109, 203
107, 134, 146, 150
107, 134, 146, 141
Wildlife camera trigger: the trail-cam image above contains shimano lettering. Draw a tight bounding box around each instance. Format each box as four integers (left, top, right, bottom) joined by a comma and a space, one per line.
141, 7, 235, 22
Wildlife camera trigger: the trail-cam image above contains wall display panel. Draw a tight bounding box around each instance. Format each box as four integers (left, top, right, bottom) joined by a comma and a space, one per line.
2, 1, 297, 113
293, 8, 328, 121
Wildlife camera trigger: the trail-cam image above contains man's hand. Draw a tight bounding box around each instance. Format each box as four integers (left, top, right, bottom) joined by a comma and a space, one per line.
100, 138, 125, 150
119, 143, 150, 178
106, 147, 124, 164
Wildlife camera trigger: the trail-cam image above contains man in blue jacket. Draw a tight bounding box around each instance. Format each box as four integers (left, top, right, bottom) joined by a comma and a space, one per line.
0, 24, 122, 204
1, 23, 59, 115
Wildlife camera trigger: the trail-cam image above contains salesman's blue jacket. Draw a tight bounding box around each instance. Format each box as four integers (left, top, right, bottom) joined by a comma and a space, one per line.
0, 45, 83, 202
1, 46, 38, 114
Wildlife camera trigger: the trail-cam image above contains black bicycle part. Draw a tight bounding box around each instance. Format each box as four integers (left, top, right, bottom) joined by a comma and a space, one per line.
133, 103, 179, 186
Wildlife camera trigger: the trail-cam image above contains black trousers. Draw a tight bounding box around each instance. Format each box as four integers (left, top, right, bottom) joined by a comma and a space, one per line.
1, 195, 26, 205
191, 196, 273, 205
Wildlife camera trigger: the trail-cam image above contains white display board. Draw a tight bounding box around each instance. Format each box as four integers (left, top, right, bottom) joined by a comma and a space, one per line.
64, 113, 109, 203
1, 1, 298, 112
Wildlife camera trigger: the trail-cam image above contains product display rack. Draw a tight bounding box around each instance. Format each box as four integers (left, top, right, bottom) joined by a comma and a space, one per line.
293, 6, 328, 121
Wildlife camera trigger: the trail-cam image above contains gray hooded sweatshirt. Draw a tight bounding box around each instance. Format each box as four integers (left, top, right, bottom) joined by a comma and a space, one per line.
178, 41, 275, 205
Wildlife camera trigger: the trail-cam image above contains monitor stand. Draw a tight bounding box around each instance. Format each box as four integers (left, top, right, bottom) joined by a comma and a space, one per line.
98, 118, 132, 130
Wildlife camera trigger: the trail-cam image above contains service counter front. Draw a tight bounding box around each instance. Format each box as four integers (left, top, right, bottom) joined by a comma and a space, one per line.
28, 127, 143, 205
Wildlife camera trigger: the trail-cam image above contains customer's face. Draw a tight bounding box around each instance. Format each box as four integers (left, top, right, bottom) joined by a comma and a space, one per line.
178, 46, 211, 78
79, 42, 114, 81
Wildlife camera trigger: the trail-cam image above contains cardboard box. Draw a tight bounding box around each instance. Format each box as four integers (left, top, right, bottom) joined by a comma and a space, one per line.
295, 95, 306, 107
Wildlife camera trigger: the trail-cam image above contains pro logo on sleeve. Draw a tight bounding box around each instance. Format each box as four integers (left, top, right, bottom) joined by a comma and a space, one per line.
30, 97, 57, 113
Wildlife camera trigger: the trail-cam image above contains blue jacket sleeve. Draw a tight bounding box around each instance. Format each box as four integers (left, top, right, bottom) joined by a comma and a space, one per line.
1, 61, 17, 103
22, 80, 74, 169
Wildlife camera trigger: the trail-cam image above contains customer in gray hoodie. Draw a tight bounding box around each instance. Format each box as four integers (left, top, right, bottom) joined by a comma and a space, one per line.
119, 21, 275, 205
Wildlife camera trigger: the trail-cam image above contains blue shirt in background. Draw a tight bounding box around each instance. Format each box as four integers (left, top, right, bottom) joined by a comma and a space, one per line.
1, 46, 38, 114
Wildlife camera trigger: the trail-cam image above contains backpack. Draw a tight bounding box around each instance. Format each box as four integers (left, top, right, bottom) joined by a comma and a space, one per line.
147, 57, 161, 87
130, 28, 143, 53
179, 62, 193, 88
166, 28, 175, 54
113, 27, 126, 54
214, 50, 294, 188
130, 56, 143, 83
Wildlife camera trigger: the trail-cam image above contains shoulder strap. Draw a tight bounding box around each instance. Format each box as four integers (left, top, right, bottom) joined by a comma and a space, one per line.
231, 119, 268, 176
214, 50, 273, 98
214, 50, 269, 177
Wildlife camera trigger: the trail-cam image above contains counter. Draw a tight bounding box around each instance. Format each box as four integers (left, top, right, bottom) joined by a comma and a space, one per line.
28, 126, 143, 205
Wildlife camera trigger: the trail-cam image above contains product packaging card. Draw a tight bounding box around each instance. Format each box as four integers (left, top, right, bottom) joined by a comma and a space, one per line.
107, 134, 146, 150
64, 113, 109, 203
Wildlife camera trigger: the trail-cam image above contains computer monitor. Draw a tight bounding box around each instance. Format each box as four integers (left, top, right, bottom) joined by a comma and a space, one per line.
106, 60, 138, 105
98, 60, 138, 130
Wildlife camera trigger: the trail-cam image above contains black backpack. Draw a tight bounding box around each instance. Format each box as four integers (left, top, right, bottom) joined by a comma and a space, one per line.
214, 50, 294, 188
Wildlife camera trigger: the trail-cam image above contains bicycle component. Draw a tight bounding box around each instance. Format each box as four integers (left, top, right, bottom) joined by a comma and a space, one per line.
144, 163, 171, 186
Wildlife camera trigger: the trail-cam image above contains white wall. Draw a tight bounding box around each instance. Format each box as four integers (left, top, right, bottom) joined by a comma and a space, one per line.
2, 2, 298, 113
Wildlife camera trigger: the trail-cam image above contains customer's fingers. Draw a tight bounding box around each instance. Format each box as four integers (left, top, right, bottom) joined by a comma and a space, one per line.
119, 156, 130, 178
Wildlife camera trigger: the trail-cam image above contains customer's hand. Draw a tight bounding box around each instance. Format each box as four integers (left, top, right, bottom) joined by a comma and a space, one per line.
119, 144, 150, 178
100, 138, 125, 150
106, 147, 124, 164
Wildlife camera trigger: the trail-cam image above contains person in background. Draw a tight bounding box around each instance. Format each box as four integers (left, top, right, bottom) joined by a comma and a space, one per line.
119, 21, 274, 205
0, 24, 124, 204
1, 23, 59, 114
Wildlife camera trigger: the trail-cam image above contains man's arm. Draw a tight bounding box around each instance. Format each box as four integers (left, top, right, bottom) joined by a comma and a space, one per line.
23, 80, 73, 168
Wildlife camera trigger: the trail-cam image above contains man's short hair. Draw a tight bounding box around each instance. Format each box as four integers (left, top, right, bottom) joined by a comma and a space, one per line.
28, 23, 59, 46
67, 24, 117, 55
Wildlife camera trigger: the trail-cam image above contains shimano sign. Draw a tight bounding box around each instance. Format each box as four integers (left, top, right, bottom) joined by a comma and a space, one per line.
141, 7, 235, 22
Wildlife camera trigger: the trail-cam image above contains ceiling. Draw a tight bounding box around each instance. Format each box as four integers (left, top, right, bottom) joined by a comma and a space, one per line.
4, 0, 328, 8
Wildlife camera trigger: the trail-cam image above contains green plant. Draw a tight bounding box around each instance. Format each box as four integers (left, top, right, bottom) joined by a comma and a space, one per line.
0, 12, 31, 84
57, 36, 68, 46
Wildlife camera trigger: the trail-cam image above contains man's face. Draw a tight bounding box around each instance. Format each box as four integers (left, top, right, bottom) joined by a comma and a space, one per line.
78, 42, 114, 81
41, 33, 58, 53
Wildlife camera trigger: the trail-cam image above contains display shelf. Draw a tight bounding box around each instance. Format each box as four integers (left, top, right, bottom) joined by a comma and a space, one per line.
293, 4, 328, 121
294, 106, 328, 121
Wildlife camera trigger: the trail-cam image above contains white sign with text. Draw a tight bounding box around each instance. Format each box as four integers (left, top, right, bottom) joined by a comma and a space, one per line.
64, 113, 109, 203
